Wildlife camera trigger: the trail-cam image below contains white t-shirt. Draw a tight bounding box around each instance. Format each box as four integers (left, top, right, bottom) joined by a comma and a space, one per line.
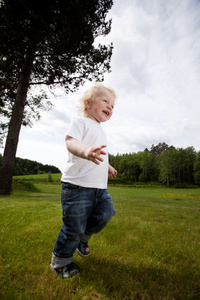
61, 117, 108, 189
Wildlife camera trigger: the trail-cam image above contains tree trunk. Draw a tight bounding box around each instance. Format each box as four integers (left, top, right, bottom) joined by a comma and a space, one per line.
166, 174, 169, 187
0, 48, 35, 195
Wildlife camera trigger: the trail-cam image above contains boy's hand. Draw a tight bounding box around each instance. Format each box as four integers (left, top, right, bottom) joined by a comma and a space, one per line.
108, 165, 118, 178
66, 137, 107, 165
85, 145, 107, 165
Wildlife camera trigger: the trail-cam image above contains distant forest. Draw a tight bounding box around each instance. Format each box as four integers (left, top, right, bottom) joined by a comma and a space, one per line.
109, 142, 200, 187
1, 142, 200, 187
0, 155, 61, 176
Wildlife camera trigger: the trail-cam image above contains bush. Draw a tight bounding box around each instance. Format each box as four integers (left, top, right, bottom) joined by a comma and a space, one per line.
12, 179, 39, 192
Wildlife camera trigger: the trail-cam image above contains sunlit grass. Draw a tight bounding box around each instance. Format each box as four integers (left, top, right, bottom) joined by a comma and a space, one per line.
0, 183, 200, 299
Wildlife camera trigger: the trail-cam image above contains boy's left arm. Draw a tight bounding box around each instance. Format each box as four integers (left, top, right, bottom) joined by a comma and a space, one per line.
108, 164, 118, 178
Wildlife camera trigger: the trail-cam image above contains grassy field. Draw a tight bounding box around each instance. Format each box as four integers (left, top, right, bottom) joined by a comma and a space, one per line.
0, 174, 200, 299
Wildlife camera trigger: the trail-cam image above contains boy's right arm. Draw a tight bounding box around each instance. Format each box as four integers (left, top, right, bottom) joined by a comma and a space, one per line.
66, 136, 107, 165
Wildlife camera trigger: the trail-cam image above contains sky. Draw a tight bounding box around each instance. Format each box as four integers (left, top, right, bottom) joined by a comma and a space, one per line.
6, 0, 200, 172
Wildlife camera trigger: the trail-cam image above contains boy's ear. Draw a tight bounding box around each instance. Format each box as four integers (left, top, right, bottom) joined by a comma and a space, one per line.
84, 99, 91, 108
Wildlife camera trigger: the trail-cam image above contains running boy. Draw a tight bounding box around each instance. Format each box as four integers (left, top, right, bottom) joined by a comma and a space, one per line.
50, 82, 117, 278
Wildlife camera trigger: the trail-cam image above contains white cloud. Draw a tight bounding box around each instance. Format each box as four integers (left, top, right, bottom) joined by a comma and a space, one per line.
12, 0, 200, 171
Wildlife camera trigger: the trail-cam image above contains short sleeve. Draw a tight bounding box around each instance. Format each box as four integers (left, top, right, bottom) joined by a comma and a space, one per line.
66, 117, 84, 142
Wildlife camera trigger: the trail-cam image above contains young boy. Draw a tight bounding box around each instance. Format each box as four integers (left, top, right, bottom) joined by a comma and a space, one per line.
50, 83, 117, 278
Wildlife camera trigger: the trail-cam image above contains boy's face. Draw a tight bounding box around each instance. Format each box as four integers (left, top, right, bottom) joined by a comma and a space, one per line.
86, 88, 115, 123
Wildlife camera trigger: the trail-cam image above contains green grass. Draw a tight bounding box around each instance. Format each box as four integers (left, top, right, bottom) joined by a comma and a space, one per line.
0, 177, 200, 299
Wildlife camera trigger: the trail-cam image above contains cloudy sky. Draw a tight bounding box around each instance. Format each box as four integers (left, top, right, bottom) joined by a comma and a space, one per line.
11, 0, 200, 172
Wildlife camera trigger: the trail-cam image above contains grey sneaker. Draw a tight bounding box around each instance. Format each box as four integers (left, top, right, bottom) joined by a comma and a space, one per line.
50, 262, 80, 279
76, 241, 90, 257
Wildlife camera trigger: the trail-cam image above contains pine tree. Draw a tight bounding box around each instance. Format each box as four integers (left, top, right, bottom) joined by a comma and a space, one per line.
0, 0, 113, 194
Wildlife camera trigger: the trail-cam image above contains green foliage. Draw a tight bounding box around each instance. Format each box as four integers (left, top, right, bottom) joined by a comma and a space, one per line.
1, 141, 198, 188
0, 0, 114, 194
12, 173, 61, 192
150, 142, 174, 155
109, 143, 198, 187
0, 155, 61, 175
13, 173, 61, 184
12, 179, 39, 192
47, 171, 52, 183
0, 0, 113, 138
0, 183, 199, 299
194, 151, 200, 185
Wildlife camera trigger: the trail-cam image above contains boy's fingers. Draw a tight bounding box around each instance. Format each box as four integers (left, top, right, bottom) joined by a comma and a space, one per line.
91, 152, 103, 162
95, 154, 104, 162
93, 146, 106, 156
96, 145, 107, 151
89, 145, 107, 164
98, 145, 107, 155
100, 150, 107, 155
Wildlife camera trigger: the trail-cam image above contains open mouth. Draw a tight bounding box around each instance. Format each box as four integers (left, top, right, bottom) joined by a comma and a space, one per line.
103, 110, 109, 116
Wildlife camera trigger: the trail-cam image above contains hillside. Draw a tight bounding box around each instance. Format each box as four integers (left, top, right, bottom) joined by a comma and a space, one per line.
0, 155, 60, 175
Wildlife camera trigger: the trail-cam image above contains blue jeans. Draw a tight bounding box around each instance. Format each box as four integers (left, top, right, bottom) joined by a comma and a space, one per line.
53, 182, 116, 264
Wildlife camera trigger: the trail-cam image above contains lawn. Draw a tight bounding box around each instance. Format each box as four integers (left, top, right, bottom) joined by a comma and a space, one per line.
0, 177, 199, 299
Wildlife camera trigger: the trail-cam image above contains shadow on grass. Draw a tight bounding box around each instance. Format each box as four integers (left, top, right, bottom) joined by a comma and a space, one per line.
77, 254, 200, 299
1, 247, 199, 299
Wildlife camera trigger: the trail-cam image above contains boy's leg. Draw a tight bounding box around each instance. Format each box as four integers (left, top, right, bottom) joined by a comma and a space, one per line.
76, 189, 115, 257
85, 189, 116, 235
51, 183, 94, 271
76, 233, 92, 257
50, 252, 73, 269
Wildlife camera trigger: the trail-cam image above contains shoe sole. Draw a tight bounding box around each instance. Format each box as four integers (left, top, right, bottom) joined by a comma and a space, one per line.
76, 248, 90, 258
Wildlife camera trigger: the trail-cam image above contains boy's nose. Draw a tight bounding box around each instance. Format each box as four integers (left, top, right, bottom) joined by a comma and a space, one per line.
107, 103, 112, 110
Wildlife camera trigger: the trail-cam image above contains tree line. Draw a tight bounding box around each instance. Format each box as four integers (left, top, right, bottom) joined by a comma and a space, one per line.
0, 155, 60, 176
1, 142, 199, 187
109, 142, 200, 186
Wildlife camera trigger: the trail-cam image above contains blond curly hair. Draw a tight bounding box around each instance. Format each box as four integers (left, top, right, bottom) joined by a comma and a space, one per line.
77, 82, 116, 117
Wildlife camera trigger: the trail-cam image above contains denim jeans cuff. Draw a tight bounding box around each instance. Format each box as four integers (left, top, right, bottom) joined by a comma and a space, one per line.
51, 252, 73, 269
